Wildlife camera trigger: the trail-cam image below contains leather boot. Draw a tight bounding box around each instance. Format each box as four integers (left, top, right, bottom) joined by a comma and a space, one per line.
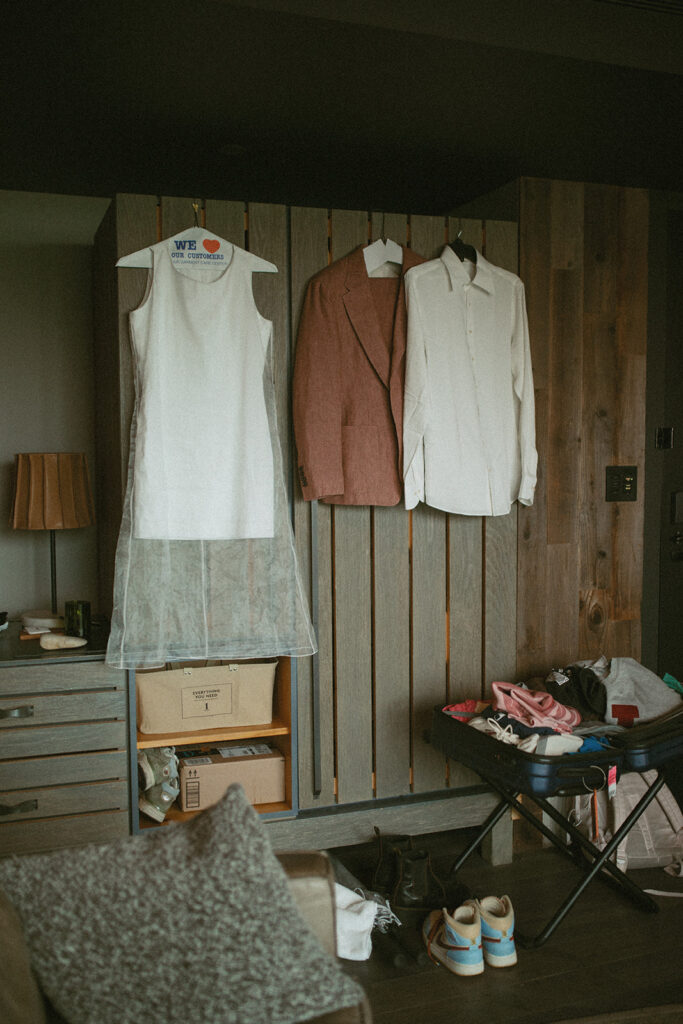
370, 826, 413, 897
391, 849, 448, 918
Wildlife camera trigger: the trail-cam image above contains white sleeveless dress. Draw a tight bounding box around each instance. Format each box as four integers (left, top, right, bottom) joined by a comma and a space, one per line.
106, 238, 316, 668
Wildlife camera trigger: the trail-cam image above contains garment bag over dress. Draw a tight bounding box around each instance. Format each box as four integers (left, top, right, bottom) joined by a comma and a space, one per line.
106, 228, 316, 667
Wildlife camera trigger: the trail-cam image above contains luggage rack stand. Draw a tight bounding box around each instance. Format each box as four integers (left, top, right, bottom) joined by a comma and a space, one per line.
430, 707, 683, 949
446, 767, 663, 948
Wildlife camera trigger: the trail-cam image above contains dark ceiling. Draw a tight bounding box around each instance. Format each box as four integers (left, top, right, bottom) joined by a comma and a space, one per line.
2, 0, 682, 213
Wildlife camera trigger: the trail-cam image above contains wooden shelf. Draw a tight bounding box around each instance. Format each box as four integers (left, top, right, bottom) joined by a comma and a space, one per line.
133, 658, 294, 830
139, 799, 292, 828
136, 717, 290, 750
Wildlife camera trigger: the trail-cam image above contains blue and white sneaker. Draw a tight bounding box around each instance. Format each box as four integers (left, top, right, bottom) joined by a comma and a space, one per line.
422, 905, 484, 976
474, 895, 517, 967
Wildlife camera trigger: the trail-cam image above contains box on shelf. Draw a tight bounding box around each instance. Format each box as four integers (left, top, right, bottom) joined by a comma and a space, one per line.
179, 743, 285, 811
136, 660, 277, 735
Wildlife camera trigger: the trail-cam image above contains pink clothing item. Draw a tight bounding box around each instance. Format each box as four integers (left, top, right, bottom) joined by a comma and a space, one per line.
443, 700, 490, 721
491, 682, 581, 734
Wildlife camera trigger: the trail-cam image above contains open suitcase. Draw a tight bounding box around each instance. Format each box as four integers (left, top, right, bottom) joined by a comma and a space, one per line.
430, 703, 683, 948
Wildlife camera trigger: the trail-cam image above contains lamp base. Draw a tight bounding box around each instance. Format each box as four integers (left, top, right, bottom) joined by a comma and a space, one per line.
22, 610, 64, 631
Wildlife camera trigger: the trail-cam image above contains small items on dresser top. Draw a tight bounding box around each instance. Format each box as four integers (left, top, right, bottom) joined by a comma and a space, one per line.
0, 618, 110, 663
39, 633, 87, 650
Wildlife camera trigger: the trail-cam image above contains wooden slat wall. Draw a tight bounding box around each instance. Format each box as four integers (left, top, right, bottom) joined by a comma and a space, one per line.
371, 211, 412, 801
517, 178, 648, 677
95, 194, 520, 814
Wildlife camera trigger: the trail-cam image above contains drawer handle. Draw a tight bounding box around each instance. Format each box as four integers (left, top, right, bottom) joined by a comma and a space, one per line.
0, 799, 38, 816
0, 705, 35, 719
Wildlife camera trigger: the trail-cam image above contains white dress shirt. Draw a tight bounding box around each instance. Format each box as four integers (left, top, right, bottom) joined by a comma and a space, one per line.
403, 245, 537, 516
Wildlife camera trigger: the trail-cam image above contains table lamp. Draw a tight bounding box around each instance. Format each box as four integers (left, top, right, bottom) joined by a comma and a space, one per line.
9, 452, 95, 628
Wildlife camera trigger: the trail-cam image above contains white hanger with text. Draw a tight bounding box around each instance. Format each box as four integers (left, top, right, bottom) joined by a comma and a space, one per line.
116, 225, 277, 274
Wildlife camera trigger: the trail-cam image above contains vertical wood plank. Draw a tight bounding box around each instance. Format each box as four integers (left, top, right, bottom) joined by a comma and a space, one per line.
547, 268, 583, 546
545, 181, 584, 670
580, 184, 620, 660
370, 211, 412, 799
518, 179, 552, 677
114, 194, 161, 480
330, 208, 374, 804
408, 214, 449, 792
204, 199, 246, 246
290, 206, 334, 809
159, 195, 197, 237
443, 217, 485, 789
410, 214, 446, 261
612, 188, 648, 657
481, 220, 519, 686
93, 202, 119, 616
371, 211, 407, 246
248, 203, 290, 468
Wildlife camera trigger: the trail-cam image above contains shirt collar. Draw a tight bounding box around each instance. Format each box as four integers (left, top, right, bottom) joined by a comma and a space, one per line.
440, 244, 494, 294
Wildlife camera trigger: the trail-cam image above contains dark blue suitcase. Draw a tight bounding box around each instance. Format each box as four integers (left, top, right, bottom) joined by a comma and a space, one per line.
431, 707, 623, 798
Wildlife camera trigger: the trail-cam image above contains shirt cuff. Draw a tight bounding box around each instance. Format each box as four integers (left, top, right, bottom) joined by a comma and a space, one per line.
518, 476, 536, 507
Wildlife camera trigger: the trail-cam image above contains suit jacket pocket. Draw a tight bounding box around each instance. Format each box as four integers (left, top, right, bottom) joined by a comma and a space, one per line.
338, 425, 401, 506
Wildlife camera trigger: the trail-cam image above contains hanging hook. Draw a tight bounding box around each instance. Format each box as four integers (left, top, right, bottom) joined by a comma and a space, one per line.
192, 201, 200, 227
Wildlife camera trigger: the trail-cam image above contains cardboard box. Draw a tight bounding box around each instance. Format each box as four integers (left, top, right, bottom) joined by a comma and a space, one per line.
179, 743, 286, 811
136, 661, 277, 734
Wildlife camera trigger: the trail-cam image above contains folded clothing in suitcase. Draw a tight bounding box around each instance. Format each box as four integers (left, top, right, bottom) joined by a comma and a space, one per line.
431, 707, 623, 798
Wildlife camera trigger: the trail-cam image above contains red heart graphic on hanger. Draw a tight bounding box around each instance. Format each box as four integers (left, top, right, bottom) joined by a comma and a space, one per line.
203, 239, 220, 253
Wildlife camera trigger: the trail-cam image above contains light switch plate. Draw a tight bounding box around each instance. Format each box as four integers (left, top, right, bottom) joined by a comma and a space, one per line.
606, 466, 638, 502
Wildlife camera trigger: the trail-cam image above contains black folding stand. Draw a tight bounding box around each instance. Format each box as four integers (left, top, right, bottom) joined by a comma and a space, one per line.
430, 707, 683, 949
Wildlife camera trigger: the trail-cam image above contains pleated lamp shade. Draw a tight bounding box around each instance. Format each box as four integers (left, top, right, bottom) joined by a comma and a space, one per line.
9, 452, 95, 531
9, 453, 96, 618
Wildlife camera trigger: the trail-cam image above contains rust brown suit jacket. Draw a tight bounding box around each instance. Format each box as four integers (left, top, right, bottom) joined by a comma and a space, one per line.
293, 244, 425, 506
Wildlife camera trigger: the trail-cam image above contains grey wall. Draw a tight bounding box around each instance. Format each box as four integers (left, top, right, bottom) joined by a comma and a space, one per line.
0, 190, 110, 621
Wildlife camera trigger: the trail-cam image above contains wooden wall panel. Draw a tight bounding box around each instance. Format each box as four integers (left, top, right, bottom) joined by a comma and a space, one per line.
371, 211, 412, 799
248, 203, 290, 468
480, 219, 520, 690
329, 209, 375, 804
204, 199, 245, 245
519, 178, 648, 677
159, 195, 196, 238
289, 206, 335, 809
446, 216, 485, 706
96, 185, 648, 838
408, 215, 449, 793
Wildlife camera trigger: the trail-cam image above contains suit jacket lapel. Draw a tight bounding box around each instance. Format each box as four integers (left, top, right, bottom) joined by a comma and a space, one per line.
342, 248, 391, 387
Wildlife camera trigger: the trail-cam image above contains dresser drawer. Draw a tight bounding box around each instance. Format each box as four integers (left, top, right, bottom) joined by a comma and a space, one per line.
0, 635, 132, 856
1, 721, 128, 760
0, 750, 129, 791
0, 662, 125, 696
0, 779, 129, 823
0, 689, 127, 729
0, 809, 130, 857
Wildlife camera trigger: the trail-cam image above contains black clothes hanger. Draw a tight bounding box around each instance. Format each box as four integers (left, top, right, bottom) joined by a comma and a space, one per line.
449, 231, 477, 264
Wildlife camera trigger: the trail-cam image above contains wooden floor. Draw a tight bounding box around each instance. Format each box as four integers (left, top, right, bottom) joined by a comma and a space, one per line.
329, 823, 683, 1024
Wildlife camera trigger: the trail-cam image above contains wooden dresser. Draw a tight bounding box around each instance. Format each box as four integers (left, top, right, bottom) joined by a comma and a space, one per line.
0, 622, 130, 857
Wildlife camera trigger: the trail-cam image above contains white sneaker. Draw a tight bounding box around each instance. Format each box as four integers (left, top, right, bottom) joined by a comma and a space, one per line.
469, 896, 517, 968
138, 747, 179, 789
